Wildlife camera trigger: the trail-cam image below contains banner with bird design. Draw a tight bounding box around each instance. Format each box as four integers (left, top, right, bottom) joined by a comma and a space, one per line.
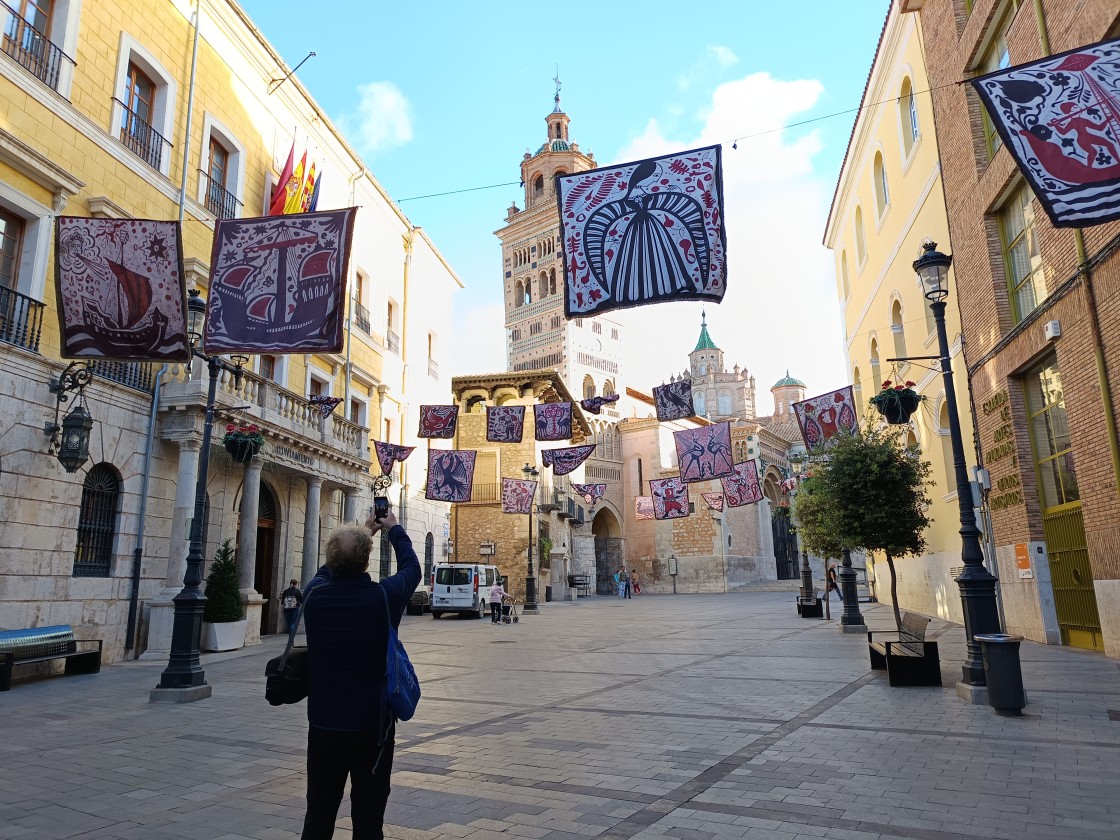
673, 422, 734, 483
653, 380, 694, 422
54, 217, 190, 361
971, 37, 1120, 227
424, 449, 476, 502
373, 441, 415, 477
418, 405, 460, 439
793, 386, 857, 451
556, 144, 727, 317
534, 402, 573, 441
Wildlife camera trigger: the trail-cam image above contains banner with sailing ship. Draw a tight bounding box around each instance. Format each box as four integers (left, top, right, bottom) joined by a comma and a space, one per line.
203, 208, 356, 353
54, 217, 190, 361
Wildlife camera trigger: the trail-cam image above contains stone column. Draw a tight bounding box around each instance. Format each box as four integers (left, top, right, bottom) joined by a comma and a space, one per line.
344, 489, 359, 523
238, 461, 263, 592
140, 438, 200, 661
302, 478, 323, 586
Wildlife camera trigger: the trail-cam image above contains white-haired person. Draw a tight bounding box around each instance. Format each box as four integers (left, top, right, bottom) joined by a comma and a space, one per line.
300, 508, 420, 840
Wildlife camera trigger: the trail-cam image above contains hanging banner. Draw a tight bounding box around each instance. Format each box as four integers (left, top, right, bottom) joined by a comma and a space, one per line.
653, 380, 695, 422
542, 444, 596, 476
557, 144, 727, 318
649, 476, 690, 520
501, 478, 537, 514
54, 217, 190, 361
570, 483, 606, 505
721, 460, 763, 507
971, 37, 1120, 227
534, 402, 573, 441
204, 208, 356, 354
635, 496, 655, 521
373, 441, 415, 477
673, 422, 734, 483
793, 386, 858, 450
702, 492, 725, 512
424, 449, 477, 502
418, 405, 459, 439
579, 394, 620, 415
308, 395, 343, 418
486, 405, 525, 443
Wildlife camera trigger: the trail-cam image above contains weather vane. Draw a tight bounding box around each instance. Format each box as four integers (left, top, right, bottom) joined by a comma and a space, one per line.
553, 66, 561, 110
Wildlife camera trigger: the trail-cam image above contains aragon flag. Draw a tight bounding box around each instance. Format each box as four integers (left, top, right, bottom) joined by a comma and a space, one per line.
268, 142, 294, 216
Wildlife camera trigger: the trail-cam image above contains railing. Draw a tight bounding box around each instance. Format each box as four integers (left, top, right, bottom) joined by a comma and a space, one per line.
0, 285, 43, 351
1, 2, 74, 92
199, 170, 241, 219
386, 328, 400, 354
115, 99, 171, 171
352, 300, 370, 334
88, 360, 156, 393
427, 358, 439, 378
460, 483, 501, 505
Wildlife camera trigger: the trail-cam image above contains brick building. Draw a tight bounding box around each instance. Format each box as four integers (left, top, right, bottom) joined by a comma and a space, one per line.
904, 0, 1120, 653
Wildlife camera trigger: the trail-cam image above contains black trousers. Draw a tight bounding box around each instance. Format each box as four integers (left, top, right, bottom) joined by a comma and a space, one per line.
302, 723, 395, 840
491, 601, 502, 622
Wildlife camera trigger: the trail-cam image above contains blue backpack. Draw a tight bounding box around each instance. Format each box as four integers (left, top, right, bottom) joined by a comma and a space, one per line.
379, 587, 421, 722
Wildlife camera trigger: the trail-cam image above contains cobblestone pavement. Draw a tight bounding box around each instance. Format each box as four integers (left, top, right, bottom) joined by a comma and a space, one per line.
3, 593, 1120, 840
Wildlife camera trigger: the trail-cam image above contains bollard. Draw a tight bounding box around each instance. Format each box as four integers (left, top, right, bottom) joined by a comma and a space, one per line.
974, 633, 1026, 716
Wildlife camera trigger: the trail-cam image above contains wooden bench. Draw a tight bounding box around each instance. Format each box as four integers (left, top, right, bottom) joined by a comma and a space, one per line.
0, 625, 103, 691
867, 612, 941, 687
567, 574, 592, 597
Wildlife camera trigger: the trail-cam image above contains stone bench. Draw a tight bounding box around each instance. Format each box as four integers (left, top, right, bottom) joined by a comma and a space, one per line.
868, 612, 941, 687
0, 625, 103, 691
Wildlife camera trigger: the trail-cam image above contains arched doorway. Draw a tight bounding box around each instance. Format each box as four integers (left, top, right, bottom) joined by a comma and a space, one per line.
592, 507, 623, 595
253, 483, 279, 634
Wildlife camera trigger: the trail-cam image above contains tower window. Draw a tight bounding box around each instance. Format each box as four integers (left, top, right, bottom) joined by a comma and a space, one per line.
534, 175, 544, 196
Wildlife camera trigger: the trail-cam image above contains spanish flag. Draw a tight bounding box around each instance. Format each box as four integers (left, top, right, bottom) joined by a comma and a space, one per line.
283, 151, 307, 214
298, 161, 317, 213
268, 142, 294, 216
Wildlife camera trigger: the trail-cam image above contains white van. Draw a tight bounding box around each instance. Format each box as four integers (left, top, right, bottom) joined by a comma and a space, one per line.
430, 563, 500, 619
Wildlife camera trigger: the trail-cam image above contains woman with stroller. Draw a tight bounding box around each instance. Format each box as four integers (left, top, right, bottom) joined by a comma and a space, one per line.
489, 578, 508, 624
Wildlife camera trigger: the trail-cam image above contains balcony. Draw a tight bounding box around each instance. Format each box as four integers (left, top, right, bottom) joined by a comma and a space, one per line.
115, 99, 171, 172
386, 327, 400, 354
200, 170, 241, 220
88, 360, 156, 393
353, 300, 370, 334
460, 483, 500, 506
427, 358, 439, 378
0, 286, 43, 351
1, 3, 74, 92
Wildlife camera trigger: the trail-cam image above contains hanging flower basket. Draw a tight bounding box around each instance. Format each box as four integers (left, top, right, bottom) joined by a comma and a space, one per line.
222, 424, 264, 463
869, 381, 923, 425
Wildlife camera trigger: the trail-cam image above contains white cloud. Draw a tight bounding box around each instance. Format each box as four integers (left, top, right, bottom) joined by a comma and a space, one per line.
677, 45, 739, 91
610, 73, 848, 416
708, 45, 739, 67
448, 302, 506, 378
347, 81, 413, 154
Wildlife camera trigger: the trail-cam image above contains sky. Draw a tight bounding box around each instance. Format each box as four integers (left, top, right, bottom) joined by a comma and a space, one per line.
240, 0, 890, 415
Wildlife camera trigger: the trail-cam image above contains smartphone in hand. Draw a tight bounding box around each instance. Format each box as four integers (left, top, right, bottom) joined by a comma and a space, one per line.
374, 496, 389, 522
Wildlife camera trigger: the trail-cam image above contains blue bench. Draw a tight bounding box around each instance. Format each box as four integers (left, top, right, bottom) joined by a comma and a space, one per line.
0, 625, 102, 691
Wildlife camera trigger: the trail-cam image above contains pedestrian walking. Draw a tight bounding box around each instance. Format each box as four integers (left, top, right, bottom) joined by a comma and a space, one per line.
489, 579, 508, 624
630, 570, 641, 595
300, 508, 420, 840
827, 564, 843, 609
281, 579, 303, 634
614, 567, 626, 599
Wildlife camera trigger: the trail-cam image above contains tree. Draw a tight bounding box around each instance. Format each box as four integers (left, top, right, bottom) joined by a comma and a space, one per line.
792, 474, 845, 561
203, 539, 245, 623
807, 425, 933, 632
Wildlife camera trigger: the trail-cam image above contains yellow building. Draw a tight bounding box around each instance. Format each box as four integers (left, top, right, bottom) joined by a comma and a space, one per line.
822, 4, 975, 624
0, 0, 460, 664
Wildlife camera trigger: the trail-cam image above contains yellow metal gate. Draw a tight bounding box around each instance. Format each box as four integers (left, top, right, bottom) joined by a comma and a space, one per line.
1041, 505, 1103, 651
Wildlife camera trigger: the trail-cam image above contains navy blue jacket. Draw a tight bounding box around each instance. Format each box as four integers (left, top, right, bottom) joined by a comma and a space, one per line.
303, 525, 421, 732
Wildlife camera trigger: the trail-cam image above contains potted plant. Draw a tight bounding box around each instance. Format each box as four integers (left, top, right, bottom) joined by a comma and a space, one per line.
223, 422, 264, 463
202, 539, 248, 651
869, 380, 924, 425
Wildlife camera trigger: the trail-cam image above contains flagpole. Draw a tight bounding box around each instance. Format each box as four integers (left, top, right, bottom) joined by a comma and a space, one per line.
177, 0, 202, 223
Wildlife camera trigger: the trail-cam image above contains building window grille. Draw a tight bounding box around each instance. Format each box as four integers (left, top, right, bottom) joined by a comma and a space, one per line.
424, 532, 434, 579
73, 463, 120, 577
380, 532, 392, 579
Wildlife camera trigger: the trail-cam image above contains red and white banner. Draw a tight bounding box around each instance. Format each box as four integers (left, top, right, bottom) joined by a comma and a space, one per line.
418, 405, 459, 439
570, 483, 606, 505
501, 478, 537, 514
701, 492, 725, 511
972, 38, 1120, 227
635, 496, 655, 521
674, 422, 734, 483
793, 386, 858, 451
721, 461, 763, 508
649, 477, 690, 520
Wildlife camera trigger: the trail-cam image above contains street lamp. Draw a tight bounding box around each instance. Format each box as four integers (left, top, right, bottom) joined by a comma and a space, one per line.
789, 452, 820, 616
151, 289, 245, 702
914, 240, 1001, 687
521, 463, 540, 615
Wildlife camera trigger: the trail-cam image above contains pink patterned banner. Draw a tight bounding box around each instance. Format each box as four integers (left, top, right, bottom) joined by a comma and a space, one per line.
534, 402, 573, 441
501, 478, 537, 514
418, 405, 459, 439
721, 461, 763, 508
425, 449, 476, 502
793, 386, 858, 451
650, 477, 690, 520
653, 380, 694, 422
702, 492, 725, 511
570, 483, 606, 505
635, 496, 655, 521
373, 441, 415, 477
673, 422, 734, 483
55, 217, 190, 361
542, 444, 595, 476
556, 144, 726, 318
486, 405, 525, 442
204, 208, 355, 354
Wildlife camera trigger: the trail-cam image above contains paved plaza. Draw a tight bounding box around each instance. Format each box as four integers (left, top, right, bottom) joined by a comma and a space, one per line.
2, 592, 1120, 840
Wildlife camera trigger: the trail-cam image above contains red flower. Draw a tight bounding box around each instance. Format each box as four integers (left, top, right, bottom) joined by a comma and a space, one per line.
226, 424, 235, 432
881, 380, 892, 388
904, 381, 916, 387
894, 385, 905, 391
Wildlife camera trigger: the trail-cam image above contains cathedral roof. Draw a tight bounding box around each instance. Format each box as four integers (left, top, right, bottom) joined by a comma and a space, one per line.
772, 370, 805, 389
538, 139, 571, 154
693, 311, 717, 352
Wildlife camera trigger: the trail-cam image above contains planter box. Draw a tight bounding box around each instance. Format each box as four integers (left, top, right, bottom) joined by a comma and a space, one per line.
872, 391, 921, 425
202, 619, 248, 652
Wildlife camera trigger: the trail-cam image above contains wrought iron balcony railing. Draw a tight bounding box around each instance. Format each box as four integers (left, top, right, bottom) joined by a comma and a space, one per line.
88, 359, 156, 393
0, 285, 44, 351
1, 2, 74, 92
199, 170, 241, 219
386, 327, 400, 354
353, 300, 370, 334
115, 99, 171, 171
460, 483, 501, 506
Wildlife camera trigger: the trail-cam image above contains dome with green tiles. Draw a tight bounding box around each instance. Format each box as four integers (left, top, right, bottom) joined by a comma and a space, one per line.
772, 370, 805, 389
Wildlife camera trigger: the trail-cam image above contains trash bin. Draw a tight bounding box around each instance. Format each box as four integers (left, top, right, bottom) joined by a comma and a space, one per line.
545, 585, 553, 602
974, 633, 1026, 716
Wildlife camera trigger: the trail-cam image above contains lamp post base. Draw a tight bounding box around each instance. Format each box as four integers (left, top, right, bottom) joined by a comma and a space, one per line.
149, 683, 212, 704
955, 681, 988, 706
523, 575, 540, 614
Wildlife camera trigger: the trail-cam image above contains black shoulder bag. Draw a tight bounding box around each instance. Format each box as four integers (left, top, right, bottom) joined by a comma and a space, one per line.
265, 586, 316, 706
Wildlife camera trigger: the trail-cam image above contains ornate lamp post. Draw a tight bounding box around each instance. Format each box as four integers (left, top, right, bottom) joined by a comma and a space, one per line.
521, 463, 540, 615
789, 452, 819, 615
151, 289, 245, 702
914, 240, 1001, 687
